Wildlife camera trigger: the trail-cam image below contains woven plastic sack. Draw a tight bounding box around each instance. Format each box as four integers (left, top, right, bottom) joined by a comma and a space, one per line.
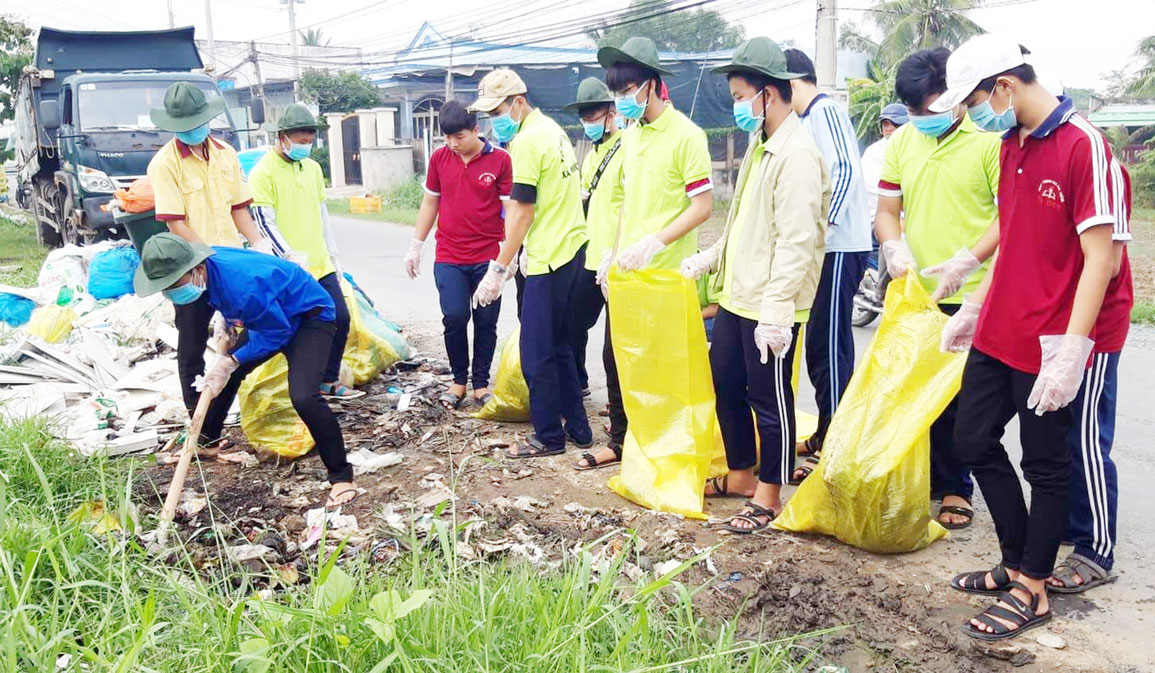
26, 305, 77, 343
112, 178, 155, 213
351, 283, 410, 361
87, 247, 140, 300
606, 269, 716, 520
774, 277, 963, 553
472, 327, 530, 422
340, 279, 401, 384
0, 293, 35, 327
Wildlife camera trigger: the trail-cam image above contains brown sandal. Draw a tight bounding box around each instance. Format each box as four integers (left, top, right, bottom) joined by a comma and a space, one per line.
573, 443, 622, 471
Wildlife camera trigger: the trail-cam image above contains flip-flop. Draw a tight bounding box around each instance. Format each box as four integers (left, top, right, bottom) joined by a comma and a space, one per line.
721, 501, 778, 534
325, 486, 359, 510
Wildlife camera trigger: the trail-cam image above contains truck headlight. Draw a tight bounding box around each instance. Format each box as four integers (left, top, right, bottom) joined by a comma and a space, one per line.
77, 165, 117, 193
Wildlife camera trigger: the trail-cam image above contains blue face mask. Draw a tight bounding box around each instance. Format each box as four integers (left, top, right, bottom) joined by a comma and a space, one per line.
615, 83, 648, 121
285, 141, 312, 161
732, 90, 764, 133
163, 280, 205, 305
968, 94, 1017, 133
582, 119, 606, 142
175, 124, 210, 146
909, 110, 957, 138
489, 111, 520, 143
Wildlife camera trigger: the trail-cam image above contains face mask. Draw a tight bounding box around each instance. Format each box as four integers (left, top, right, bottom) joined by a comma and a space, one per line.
582, 119, 606, 142
968, 93, 1017, 133
284, 139, 312, 161
909, 110, 957, 138
489, 110, 520, 143
175, 124, 210, 146
163, 280, 205, 305
615, 83, 648, 121
732, 90, 765, 133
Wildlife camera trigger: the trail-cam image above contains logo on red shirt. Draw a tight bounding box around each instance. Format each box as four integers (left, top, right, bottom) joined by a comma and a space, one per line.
1037, 179, 1065, 210
478, 172, 497, 187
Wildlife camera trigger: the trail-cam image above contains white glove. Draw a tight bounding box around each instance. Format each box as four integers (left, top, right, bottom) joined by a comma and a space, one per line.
209, 312, 237, 353
285, 250, 310, 271
403, 238, 423, 279
470, 260, 507, 309
518, 248, 528, 277
616, 235, 666, 272
880, 240, 916, 278
1027, 334, 1094, 416
251, 237, 275, 255
193, 355, 239, 397
922, 248, 981, 303
596, 251, 613, 300
680, 248, 720, 280
754, 323, 793, 364
940, 298, 981, 353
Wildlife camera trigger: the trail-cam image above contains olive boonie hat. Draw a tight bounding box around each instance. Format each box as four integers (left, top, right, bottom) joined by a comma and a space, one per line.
468, 69, 528, 113
563, 77, 615, 113
597, 36, 672, 76
149, 81, 226, 133
133, 233, 215, 297
273, 103, 321, 132
711, 37, 803, 80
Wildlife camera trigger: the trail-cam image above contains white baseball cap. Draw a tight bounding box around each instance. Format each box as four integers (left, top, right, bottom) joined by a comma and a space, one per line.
929, 34, 1027, 112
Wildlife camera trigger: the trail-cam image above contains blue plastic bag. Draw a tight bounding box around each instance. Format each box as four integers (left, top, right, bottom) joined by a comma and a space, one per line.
87, 247, 141, 300
0, 293, 35, 327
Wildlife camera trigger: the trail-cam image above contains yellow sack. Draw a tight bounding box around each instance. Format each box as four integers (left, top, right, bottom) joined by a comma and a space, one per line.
239, 280, 401, 458
774, 277, 964, 553
606, 269, 716, 520
473, 327, 530, 422
26, 305, 77, 343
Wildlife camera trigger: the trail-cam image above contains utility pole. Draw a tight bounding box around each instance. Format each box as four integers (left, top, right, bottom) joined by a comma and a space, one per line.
816, 0, 837, 93
282, 0, 302, 98
166, 0, 175, 28
250, 41, 265, 102
445, 42, 454, 101
204, 0, 215, 56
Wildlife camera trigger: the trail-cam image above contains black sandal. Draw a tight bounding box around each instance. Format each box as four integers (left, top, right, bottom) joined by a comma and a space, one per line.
796, 437, 819, 457
705, 475, 749, 498
573, 443, 622, 471
951, 563, 1013, 596
963, 581, 1052, 641
938, 503, 975, 530
790, 454, 820, 485
508, 435, 565, 459
1047, 553, 1118, 594
721, 501, 777, 534
439, 390, 465, 410
473, 391, 495, 407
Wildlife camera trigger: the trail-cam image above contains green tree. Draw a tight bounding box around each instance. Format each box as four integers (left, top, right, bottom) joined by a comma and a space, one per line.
299, 68, 381, 113
300, 28, 329, 47
1126, 35, 1155, 97
587, 0, 745, 53
0, 15, 33, 122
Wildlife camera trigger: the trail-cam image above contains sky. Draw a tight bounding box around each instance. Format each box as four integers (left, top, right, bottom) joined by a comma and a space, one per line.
0, 0, 1148, 91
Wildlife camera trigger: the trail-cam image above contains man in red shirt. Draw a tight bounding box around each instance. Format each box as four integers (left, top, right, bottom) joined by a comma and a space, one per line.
930, 35, 1116, 640
404, 101, 513, 409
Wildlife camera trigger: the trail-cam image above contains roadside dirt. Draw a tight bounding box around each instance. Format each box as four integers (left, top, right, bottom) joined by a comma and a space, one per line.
135, 328, 1148, 673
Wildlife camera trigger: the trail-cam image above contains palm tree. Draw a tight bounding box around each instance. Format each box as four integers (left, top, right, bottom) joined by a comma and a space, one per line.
300, 28, 329, 47
871, 0, 985, 69
1126, 35, 1155, 97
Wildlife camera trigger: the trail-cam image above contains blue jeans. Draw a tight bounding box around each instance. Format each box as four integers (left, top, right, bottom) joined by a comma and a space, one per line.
1065, 351, 1120, 570
433, 261, 501, 389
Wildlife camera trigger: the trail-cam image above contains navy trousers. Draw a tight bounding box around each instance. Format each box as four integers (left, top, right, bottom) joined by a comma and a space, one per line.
805, 251, 869, 448
433, 261, 501, 389
520, 249, 591, 451
568, 260, 605, 391
316, 272, 352, 384
1066, 351, 1120, 571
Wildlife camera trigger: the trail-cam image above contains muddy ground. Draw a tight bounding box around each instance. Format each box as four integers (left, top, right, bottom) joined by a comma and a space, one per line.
137, 327, 1149, 673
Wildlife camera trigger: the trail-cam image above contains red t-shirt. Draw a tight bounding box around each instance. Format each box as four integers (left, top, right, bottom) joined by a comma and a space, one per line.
425, 140, 512, 265
974, 100, 1117, 374
1095, 158, 1134, 354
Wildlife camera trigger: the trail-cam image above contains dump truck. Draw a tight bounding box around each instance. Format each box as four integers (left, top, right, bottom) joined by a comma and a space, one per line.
12, 27, 264, 246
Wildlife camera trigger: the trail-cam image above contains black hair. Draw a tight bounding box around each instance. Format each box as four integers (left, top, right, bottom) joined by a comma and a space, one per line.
973, 46, 1037, 97
576, 101, 614, 118
783, 49, 817, 85
726, 71, 793, 104
605, 62, 662, 94
439, 100, 477, 135
895, 47, 950, 110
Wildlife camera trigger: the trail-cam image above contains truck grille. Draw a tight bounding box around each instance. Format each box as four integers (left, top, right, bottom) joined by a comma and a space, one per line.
113, 175, 146, 190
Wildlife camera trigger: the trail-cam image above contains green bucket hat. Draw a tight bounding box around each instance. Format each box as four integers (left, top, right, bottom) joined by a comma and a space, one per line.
133, 233, 215, 297
563, 77, 615, 113
150, 81, 226, 133
597, 36, 672, 76
711, 37, 804, 80
273, 103, 320, 132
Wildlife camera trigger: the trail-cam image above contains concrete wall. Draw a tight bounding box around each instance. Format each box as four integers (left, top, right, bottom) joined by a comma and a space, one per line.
361, 145, 415, 193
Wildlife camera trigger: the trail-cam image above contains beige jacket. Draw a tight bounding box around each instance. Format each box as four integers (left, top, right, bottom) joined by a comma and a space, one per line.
710, 112, 830, 325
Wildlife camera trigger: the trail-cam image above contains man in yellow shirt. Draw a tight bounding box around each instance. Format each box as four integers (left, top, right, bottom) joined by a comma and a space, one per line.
147, 81, 273, 449
248, 104, 360, 400
469, 69, 592, 458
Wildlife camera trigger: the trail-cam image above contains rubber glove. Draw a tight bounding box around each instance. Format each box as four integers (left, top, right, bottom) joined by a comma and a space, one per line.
940, 298, 981, 353
922, 248, 981, 303
680, 247, 720, 280
754, 323, 793, 363
209, 312, 237, 353
517, 248, 528, 277
1027, 334, 1094, 415
285, 251, 310, 271
251, 237, 275, 255
616, 235, 666, 272
470, 260, 508, 309
880, 239, 916, 278
193, 355, 239, 397
595, 249, 614, 300
403, 238, 423, 279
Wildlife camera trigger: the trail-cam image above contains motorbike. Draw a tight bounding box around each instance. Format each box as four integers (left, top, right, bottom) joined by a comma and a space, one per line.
852, 248, 891, 328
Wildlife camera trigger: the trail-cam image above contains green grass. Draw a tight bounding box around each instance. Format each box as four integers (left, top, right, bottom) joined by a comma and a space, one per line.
0, 208, 48, 287
1131, 299, 1155, 325
328, 177, 424, 226
0, 416, 824, 672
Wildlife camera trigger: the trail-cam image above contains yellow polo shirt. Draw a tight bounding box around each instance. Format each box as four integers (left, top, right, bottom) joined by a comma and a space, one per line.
581, 130, 625, 271
618, 104, 713, 270
509, 108, 587, 276
248, 151, 333, 278
148, 137, 252, 247
879, 117, 1000, 303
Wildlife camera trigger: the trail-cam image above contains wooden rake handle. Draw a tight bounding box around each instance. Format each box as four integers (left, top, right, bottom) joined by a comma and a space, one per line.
157, 389, 215, 540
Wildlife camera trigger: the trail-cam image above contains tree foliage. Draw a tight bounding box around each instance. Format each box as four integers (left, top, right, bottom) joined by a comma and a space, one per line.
1126, 35, 1155, 98
0, 15, 33, 123
299, 68, 381, 114
587, 0, 745, 53
300, 28, 329, 47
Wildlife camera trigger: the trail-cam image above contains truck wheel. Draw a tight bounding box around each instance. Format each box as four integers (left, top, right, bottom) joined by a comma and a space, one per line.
30, 179, 62, 248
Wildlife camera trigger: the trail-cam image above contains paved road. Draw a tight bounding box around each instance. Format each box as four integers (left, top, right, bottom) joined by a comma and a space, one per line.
334, 213, 1155, 665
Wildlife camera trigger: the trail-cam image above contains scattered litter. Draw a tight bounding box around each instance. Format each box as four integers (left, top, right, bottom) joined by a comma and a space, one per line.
346, 447, 403, 475
653, 559, 681, 576
177, 490, 208, 518
217, 451, 259, 468
1035, 632, 1066, 650
68, 500, 122, 535
300, 507, 364, 550
228, 544, 277, 563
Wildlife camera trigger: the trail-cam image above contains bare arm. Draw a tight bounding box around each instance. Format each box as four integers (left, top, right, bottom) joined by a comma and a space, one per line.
969, 219, 1001, 263
413, 193, 440, 242
165, 219, 205, 245
494, 200, 535, 267
1066, 226, 1114, 337
231, 207, 263, 244
874, 195, 902, 242
655, 191, 712, 246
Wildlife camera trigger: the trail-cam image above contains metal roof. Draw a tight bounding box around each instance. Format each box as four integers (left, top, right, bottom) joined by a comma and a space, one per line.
1087, 104, 1155, 128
